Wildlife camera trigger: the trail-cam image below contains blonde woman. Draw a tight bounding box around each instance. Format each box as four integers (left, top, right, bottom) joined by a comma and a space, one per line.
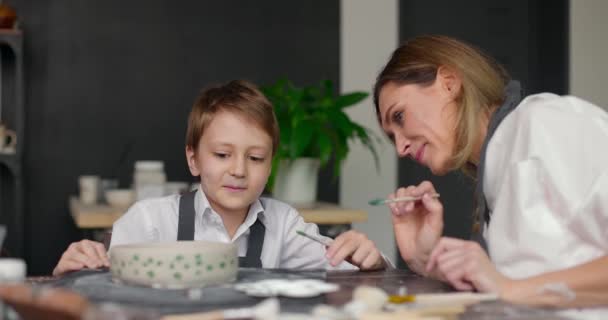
374, 35, 608, 318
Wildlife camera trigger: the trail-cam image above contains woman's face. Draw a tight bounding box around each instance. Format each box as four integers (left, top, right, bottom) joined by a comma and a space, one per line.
377, 76, 459, 175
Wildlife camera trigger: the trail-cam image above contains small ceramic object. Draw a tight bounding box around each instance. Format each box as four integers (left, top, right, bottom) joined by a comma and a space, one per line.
164, 181, 189, 195
280, 286, 320, 298
234, 279, 339, 298
352, 285, 389, 311
0, 258, 26, 283
104, 189, 136, 208
99, 179, 119, 203
110, 241, 238, 288
79, 175, 100, 205
133, 161, 166, 200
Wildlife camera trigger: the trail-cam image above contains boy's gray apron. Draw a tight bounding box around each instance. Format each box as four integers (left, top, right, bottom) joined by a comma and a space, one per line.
177, 190, 264, 268
471, 81, 522, 249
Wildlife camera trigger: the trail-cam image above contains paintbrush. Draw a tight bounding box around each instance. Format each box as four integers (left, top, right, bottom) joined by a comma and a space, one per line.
296, 230, 333, 246
368, 193, 440, 206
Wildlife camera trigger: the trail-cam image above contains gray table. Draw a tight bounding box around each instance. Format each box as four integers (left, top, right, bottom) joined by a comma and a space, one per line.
41, 268, 569, 319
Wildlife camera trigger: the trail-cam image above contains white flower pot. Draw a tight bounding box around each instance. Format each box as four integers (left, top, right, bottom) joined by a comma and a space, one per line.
273, 158, 320, 207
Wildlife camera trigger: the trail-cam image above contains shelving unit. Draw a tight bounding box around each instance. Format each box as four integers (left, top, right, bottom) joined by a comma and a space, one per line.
0, 29, 24, 257
69, 197, 368, 229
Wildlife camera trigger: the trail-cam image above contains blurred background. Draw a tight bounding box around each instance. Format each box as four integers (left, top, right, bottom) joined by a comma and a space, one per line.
0, 0, 605, 275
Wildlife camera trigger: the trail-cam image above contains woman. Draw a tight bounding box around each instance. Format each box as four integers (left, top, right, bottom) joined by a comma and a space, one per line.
374, 35, 608, 318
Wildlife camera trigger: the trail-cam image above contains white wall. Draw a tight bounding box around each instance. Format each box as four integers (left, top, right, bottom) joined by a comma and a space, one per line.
570, 0, 608, 110
340, 0, 398, 262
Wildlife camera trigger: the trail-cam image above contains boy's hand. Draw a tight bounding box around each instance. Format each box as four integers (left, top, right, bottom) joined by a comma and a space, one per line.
53, 240, 110, 276
325, 230, 386, 270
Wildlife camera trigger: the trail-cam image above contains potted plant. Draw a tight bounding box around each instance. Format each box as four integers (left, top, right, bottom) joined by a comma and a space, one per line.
261, 79, 379, 206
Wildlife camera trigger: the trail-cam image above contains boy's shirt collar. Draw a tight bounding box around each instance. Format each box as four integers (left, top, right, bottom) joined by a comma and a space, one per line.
194, 188, 266, 241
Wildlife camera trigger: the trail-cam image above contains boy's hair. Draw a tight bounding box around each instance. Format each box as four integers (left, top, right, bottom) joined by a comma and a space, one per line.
186, 80, 279, 155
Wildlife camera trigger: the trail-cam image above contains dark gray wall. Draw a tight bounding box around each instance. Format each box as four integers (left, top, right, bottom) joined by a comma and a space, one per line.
11, 1, 340, 275
396, 0, 568, 267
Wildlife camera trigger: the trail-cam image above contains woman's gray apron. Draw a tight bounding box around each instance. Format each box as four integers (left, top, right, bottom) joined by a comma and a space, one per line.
472, 81, 523, 249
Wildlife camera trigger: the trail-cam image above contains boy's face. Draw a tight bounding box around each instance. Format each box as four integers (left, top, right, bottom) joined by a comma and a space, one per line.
186, 111, 273, 217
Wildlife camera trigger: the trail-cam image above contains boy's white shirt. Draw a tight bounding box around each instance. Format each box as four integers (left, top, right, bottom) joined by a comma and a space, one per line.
109, 188, 360, 270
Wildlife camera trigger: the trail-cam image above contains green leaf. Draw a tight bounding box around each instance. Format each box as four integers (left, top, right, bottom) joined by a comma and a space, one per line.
289, 121, 314, 158
335, 92, 368, 109
321, 79, 333, 94
352, 124, 381, 172
317, 96, 333, 109
317, 133, 333, 167
330, 110, 356, 139
332, 142, 349, 179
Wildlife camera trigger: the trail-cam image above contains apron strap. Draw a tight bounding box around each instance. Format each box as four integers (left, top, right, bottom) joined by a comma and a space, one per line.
472, 81, 523, 250
239, 219, 264, 268
177, 190, 197, 241
177, 190, 265, 267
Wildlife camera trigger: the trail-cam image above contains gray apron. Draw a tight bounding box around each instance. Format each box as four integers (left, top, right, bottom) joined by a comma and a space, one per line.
471, 81, 523, 249
177, 190, 265, 268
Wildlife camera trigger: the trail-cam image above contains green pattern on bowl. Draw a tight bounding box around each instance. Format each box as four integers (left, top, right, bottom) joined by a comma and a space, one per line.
110, 241, 238, 288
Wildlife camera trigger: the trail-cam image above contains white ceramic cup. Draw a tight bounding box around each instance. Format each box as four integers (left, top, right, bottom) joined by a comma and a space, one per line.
0, 258, 26, 283
164, 181, 189, 195
79, 175, 100, 205
0, 124, 17, 151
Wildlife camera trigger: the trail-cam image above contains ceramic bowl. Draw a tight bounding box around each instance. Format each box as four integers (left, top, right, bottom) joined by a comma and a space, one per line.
105, 189, 135, 208
110, 241, 238, 288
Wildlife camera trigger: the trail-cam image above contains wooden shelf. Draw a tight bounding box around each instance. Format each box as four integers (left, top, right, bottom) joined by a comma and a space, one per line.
69, 197, 128, 229
69, 197, 368, 229
297, 202, 367, 224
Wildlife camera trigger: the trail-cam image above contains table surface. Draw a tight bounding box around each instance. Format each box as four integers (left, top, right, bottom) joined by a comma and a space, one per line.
29, 268, 568, 319
69, 197, 369, 229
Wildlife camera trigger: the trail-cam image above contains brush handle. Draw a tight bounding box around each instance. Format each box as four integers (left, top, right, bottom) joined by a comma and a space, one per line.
413, 292, 497, 305
296, 230, 333, 246
384, 193, 440, 204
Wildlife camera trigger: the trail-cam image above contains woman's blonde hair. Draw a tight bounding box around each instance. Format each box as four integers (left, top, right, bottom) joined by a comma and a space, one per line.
186, 80, 279, 155
373, 35, 509, 174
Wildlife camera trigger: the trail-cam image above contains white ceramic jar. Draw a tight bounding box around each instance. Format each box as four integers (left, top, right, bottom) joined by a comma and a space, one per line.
133, 161, 166, 200
0, 258, 26, 320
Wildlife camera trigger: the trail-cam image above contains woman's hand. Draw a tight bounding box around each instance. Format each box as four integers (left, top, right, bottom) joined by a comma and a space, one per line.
426, 237, 510, 292
325, 230, 386, 270
52, 240, 110, 276
389, 181, 444, 275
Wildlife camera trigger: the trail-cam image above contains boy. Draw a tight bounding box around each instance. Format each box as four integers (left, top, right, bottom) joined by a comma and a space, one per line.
54, 80, 386, 275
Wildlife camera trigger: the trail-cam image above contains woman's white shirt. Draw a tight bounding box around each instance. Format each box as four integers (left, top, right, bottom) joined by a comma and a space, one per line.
109, 189, 356, 270
484, 93, 608, 319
